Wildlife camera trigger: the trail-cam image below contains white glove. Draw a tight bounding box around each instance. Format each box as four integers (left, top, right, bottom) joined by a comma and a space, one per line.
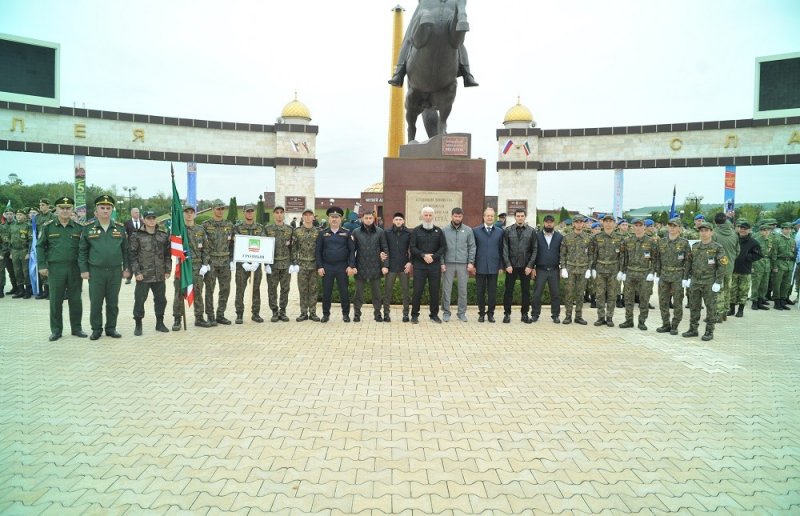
561, 269, 568, 279
230, 261, 235, 271
682, 279, 690, 289
266, 265, 272, 274
616, 271, 625, 281
646, 273, 654, 282
591, 270, 597, 279
241, 262, 250, 271
653, 274, 659, 285
711, 282, 721, 293
289, 264, 300, 274
199, 265, 210, 277
585, 270, 592, 279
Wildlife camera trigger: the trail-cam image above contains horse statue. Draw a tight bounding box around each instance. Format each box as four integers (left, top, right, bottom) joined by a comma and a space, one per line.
388, 0, 478, 142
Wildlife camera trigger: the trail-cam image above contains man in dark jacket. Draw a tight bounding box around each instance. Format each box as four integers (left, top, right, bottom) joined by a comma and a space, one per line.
410, 206, 446, 324
315, 206, 357, 323
473, 207, 505, 322
383, 212, 412, 322
502, 209, 537, 323
128, 210, 171, 336
352, 211, 389, 322
731, 220, 763, 316
531, 214, 564, 323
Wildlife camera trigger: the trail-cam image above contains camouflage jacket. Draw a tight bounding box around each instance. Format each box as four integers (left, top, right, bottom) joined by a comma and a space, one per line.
201, 219, 234, 266
559, 230, 592, 270
688, 240, 725, 285
752, 233, 772, 273
656, 235, 691, 282
9, 221, 32, 257
773, 233, 796, 271
129, 227, 171, 282
264, 223, 294, 269
0, 223, 9, 253
293, 224, 319, 270
591, 230, 624, 274
623, 235, 657, 275
185, 224, 208, 269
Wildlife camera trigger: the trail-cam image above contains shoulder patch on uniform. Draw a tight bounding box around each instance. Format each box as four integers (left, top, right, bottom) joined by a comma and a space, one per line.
719, 256, 729, 265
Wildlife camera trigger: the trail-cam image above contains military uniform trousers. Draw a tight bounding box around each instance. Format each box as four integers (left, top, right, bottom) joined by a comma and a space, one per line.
354, 277, 382, 317
658, 278, 684, 327
730, 273, 752, 305
772, 261, 793, 299
133, 280, 167, 319
384, 271, 410, 316
296, 268, 318, 316
88, 265, 122, 332
623, 272, 652, 323
204, 264, 231, 319
688, 283, 718, 332
321, 264, 350, 317
267, 267, 290, 314
0, 251, 15, 291
750, 268, 770, 301
235, 263, 262, 316
595, 272, 619, 320
442, 263, 469, 318
173, 269, 204, 320
47, 262, 83, 335
11, 251, 30, 288
504, 267, 532, 316
562, 266, 587, 318
715, 271, 734, 315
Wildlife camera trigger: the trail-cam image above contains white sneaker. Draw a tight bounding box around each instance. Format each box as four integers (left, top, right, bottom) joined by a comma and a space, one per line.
458, 314, 468, 322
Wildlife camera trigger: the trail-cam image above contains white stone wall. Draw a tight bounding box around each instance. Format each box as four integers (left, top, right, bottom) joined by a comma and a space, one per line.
497, 169, 538, 223
274, 165, 316, 221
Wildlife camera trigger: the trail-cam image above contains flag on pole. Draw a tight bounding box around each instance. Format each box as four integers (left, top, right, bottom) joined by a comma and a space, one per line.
29, 215, 39, 296
170, 164, 194, 306
501, 139, 513, 155
669, 184, 677, 219
2, 200, 10, 223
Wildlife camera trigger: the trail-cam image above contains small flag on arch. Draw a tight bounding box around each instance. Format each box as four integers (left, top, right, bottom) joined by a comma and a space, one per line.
502, 139, 513, 155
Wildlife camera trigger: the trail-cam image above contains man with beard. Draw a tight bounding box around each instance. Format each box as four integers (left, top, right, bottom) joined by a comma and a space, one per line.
351, 210, 388, 322
531, 214, 564, 323
441, 207, 475, 322
502, 209, 536, 323
410, 206, 446, 324
383, 212, 412, 322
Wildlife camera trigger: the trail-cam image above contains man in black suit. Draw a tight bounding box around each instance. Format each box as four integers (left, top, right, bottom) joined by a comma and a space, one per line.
123, 208, 142, 283
531, 214, 564, 323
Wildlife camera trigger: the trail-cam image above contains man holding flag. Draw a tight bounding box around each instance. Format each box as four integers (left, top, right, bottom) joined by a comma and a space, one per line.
170, 166, 197, 329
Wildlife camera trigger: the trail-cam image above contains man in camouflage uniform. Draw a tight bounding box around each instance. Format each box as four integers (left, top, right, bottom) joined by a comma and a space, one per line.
772, 222, 797, 310
683, 221, 725, 341
655, 217, 691, 335
591, 214, 624, 326
172, 205, 212, 329
0, 207, 16, 297
711, 212, 739, 321
750, 223, 773, 310
559, 216, 591, 325
10, 208, 32, 299
619, 218, 656, 330
615, 218, 631, 308
264, 206, 294, 322
202, 201, 235, 325
233, 203, 265, 324
36, 196, 86, 341
129, 210, 171, 336
34, 199, 56, 300
292, 208, 320, 321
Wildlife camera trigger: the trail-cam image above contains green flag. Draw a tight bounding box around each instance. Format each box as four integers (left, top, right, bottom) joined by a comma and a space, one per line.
170, 165, 194, 305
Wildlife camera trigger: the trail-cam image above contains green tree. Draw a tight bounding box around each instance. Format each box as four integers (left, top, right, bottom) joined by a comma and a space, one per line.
227, 197, 238, 223
256, 195, 266, 225
735, 204, 764, 225
659, 211, 669, 224
559, 206, 570, 222
773, 201, 800, 224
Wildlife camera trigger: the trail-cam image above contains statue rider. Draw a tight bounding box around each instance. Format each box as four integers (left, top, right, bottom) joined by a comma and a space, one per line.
388, 0, 479, 88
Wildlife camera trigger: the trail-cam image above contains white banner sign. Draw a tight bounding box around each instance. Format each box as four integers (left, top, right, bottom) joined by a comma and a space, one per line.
233, 235, 275, 264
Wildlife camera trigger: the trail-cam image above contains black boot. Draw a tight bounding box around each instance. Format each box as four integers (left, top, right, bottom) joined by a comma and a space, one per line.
758, 298, 770, 310
22, 285, 31, 299
735, 304, 744, 317
786, 297, 796, 305
727, 304, 735, 316
751, 300, 760, 311
134, 318, 143, 336
36, 285, 49, 300
388, 64, 406, 87
459, 64, 479, 87
172, 316, 182, 331
701, 327, 714, 341
155, 317, 169, 333
235, 312, 244, 324
779, 299, 791, 310
12, 286, 24, 298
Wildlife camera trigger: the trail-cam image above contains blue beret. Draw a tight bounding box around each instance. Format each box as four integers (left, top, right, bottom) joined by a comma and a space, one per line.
591, 222, 600, 229
694, 214, 705, 220
644, 219, 654, 227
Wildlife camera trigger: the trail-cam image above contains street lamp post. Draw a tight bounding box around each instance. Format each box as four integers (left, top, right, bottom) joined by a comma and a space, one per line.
122, 186, 138, 217
685, 192, 704, 214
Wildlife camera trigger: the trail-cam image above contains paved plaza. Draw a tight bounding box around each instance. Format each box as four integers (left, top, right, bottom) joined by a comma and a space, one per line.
1, 280, 799, 515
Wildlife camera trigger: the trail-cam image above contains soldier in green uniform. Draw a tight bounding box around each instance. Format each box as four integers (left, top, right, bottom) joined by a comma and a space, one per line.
772, 222, 797, 310
129, 210, 171, 335
619, 218, 656, 330
711, 213, 739, 322
233, 203, 265, 324
264, 206, 294, 322
292, 208, 320, 321
34, 199, 55, 300
591, 214, 625, 327
683, 221, 725, 341
763, 218, 779, 304
750, 224, 773, 310
79, 195, 131, 340
202, 201, 235, 325
36, 196, 87, 341
10, 208, 32, 299
615, 218, 631, 308
0, 208, 14, 298
559, 217, 592, 325
656, 217, 691, 335
172, 205, 211, 329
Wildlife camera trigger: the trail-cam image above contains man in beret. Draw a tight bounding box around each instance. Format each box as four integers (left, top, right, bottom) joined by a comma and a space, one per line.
79, 195, 131, 340
683, 221, 725, 341
10, 208, 32, 298
292, 208, 321, 321
202, 201, 235, 325
36, 197, 86, 340
129, 210, 171, 335
729, 220, 763, 317
655, 217, 691, 335
315, 206, 356, 323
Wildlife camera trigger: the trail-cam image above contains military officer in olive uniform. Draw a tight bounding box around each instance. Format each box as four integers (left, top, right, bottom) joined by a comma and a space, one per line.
172, 205, 211, 329
129, 210, 171, 336
35, 199, 56, 300
683, 221, 725, 341
79, 195, 131, 340
264, 206, 294, 322
36, 196, 87, 341
750, 223, 773, 310
559, 216, 592, 325
772, 222, 797, 310
591, 214, 625, 326
10, 208, 32, 299
0, 207, 17, 297
202, 201, 235, 325
292, 208, 320, 321
619, 218, 657, 330
655, 217, 691, 334
233, 203, 265, 324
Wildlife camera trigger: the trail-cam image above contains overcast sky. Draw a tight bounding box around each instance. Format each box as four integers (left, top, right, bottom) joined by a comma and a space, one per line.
1, 0, 799, 213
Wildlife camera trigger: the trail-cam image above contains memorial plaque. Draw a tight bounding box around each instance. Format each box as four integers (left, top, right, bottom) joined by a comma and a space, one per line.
285, 196, 306, 212
442, 135, 469, 157
506, 199, 528, 214
405, 190, 463, 227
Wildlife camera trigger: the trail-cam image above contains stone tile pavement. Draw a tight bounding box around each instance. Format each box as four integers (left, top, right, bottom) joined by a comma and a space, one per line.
1, 279, 799, 515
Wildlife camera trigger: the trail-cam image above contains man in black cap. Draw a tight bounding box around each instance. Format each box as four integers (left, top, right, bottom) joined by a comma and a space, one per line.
384, 212, 412, 322
315, 206, 356, 322
410, 206, 446, 324
129, 209, 171, 335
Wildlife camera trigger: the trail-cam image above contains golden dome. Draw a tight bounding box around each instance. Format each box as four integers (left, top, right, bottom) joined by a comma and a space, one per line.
280, 93, 311, 120
503, 97, 533, 124
363, 182, 383, 193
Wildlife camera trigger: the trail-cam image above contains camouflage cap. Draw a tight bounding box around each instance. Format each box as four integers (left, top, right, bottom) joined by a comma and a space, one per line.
758, 224, 771, 231
736, 219, 751, 228
667, 217, 682, 225
243, 203, 256, 211
601, 213, 614, 220
182, 204, 196, 212
302, 208, 314, 215
697, 221, 713, 230
213, 201, 226, 208
631, 218, 644, 225
780, 222, 793, 229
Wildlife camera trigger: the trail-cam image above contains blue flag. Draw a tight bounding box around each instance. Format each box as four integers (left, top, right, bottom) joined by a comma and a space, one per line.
29, 216, 39, 296
669, 185, 677, 219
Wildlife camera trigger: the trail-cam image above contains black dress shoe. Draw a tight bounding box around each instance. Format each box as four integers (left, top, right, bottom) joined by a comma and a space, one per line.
90, 331, 102, 340
478, 315, 485, 323
502, 315, 511, 323
521, 315, 531, 324
487, 315, 495, 323
402, 315, 410, 323
530, 315, 539, 323
411, 316, 419, 324
552, 317, 561, 324
320, 315, 329, 323
342, 315, 350, 323
353, 315, 361, 322
48, 333, 62, 342
71, 330, 88, 338
430, 315, 442, 323
106, 330, 122, 338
